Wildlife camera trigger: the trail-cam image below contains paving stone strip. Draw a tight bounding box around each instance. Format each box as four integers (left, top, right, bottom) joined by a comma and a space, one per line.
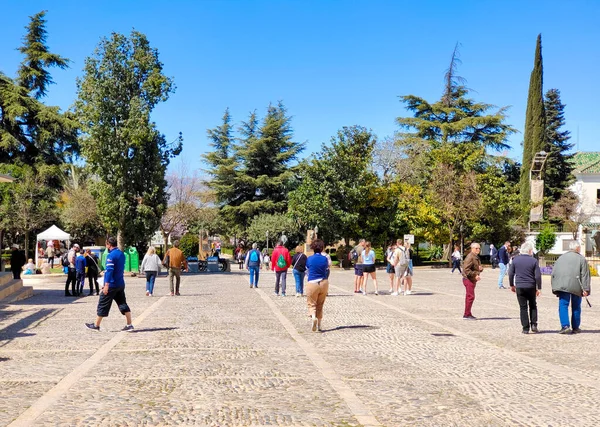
7, 292, 168, 427
254, 286, 382, 427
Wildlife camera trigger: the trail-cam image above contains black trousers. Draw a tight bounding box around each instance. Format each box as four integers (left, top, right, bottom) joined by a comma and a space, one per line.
88, 271, 99, 293
516, 287, 538, 330
12, 269, 22, 280
65, 268, 77, 295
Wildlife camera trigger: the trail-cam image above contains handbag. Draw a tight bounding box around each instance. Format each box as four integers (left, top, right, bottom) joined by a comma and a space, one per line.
162, 252, 170, 269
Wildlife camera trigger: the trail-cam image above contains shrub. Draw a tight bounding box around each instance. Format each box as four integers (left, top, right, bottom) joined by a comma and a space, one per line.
535, 226, 556, 255
179, 233, 199, 257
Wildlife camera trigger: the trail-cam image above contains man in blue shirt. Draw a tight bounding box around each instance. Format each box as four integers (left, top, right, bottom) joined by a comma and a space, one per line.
85, 237, 133, 331
497, 241, 511, 289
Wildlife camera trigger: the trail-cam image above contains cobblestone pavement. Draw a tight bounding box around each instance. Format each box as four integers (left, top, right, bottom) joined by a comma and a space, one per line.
1, 267, 600, 426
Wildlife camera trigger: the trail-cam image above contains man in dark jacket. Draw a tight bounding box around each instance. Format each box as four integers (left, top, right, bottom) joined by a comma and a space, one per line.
462, 243, 483, 320
551, 241, 591, 334
509, 241, 541, 334
497, 241, 510, 289
10, 245, 26, 280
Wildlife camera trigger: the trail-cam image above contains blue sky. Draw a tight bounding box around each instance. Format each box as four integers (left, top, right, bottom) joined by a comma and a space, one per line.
1, 0, 598, 174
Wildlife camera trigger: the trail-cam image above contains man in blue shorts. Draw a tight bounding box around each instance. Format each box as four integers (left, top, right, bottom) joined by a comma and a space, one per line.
85, 236, 133, 331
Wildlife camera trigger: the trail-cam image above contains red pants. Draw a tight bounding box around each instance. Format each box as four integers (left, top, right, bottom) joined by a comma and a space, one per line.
463, 278, 476, 317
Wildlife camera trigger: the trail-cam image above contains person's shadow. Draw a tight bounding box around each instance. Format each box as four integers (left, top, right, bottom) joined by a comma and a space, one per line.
320, 325, 379, 333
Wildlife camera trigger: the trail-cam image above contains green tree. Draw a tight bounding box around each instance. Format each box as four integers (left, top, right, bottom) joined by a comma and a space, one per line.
535, 225, 556, 255
520, 34, 546, 214
543, 89, 573, 207
179, 233, 200, 257
246, 213, 299, 248
204, 103, 303, 231
288, 126, 377, 245
76, 31, 182, 249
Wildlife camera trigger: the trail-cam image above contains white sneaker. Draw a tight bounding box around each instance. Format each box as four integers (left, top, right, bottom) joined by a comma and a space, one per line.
405, 290, 412, 295
311, 315, 318, 332
374, 290, 378, 295
391, 292, 399, 296
296, 294, 301, 298
361, 290, 366, 295
317, 320, 322, 332
389, 288, 393, 293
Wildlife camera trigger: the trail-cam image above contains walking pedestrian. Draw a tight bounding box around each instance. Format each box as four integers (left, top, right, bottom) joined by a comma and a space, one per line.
551, 241, 591, 334
45, 243, 55, 269
305, 239, 329, 332
85, 236, 133, 331
9, 245, 26, 280
508, 242, 541, 334
291, 245, 307, 296
271, 240, 291, 296
352, 239, 365, 293
141, 246, 162, 296
361, 241, 378, 295
75, 250, 87, 296
245, 243, 262, 288
404, 241, 414, 295
64, 244, 80, 296
85, 249, 101, 296
164, 241, 188, 296
451, 245, 462, 273
490, 243, 498, 269
462, 243, 482, 320
497, 241, 510, 289
262, 250, 270, 270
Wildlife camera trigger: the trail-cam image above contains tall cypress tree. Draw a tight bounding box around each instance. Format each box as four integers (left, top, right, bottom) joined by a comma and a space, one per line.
520, 34, 546, 214
543, 89, 573, 205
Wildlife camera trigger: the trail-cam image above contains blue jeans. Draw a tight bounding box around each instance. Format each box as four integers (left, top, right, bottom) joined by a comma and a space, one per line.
145, 271, 157, 294
558, 291, 582, 329
498, 263, 507, 287
249, 266, 259, 287
293, 269, 305, 295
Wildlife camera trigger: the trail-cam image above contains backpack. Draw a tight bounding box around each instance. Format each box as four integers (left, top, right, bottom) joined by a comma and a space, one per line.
249, 250, 259, 263
61, 252, 70, 267
276, 253, 287, 268
398, 247, 410, 266
349, 249, 358, 261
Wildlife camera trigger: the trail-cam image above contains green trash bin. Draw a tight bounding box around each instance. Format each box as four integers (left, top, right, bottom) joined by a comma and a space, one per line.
101, 249, 108, 270
124, 250, 130, 272
128, 247, 139, 273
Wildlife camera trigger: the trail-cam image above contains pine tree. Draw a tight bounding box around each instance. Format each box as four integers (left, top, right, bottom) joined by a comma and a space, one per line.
17, 10, 69, 99
543, 89, 573, 206
202, 108, 240, 227
520, 34, 546, 214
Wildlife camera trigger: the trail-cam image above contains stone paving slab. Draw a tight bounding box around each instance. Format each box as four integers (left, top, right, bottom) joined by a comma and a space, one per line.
1, 268, 600, 426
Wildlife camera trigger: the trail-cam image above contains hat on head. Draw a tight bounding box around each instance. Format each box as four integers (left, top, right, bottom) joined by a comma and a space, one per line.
73, 244, 80, 249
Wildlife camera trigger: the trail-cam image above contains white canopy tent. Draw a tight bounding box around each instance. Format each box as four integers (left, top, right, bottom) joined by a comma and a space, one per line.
36, 225, 71, 267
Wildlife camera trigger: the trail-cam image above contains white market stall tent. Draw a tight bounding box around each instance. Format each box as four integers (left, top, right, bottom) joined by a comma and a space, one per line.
36, 225, 71, 268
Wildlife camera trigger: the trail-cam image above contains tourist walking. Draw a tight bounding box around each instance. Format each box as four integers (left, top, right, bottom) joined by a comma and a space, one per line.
551, 241, 591, 334
490, 243, 498, 269
451, 245, 462, 273
9, 245, 26, 280
262, 250, 270, 270
85, 236, 133, 331
85, 249, 101, 296
305, 239, 329, 332
361, 241, 378, 295
508, 242, 541, 334
352, 239, 366, 293
75, 250, 87, 296
245, 243, 262, 288
65, 244, 80, 296
141, 246, 162, 296
291, 245, 307, 296
404, 241, 414, 295
271, 240, 291, 296
462, 243, 482, 319
45, 243, 55, 269
164, 241, 188, 296
497, 241, 510, 289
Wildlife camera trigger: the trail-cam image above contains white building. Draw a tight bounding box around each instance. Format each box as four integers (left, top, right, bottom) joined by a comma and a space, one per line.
530, 152, 600, 256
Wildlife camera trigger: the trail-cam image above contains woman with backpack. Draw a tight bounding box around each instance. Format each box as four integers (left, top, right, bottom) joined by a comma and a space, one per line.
141, 246, 162, 296
361, 241, 378, 295
291, 246, 308, 297
245, 243, 262, 288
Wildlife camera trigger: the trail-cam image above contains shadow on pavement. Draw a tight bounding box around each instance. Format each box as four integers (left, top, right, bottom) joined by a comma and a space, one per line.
0, 357, 10, 362
0, 308, 56, 347
477, 317, 512, 321
321, 325, 380, 333
128, 327, 179, 333
3, 289, 82, 306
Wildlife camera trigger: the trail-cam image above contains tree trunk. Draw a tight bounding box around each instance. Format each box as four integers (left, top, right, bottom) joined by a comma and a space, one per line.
117, 229, 125, 251
25, 230, 30, 260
